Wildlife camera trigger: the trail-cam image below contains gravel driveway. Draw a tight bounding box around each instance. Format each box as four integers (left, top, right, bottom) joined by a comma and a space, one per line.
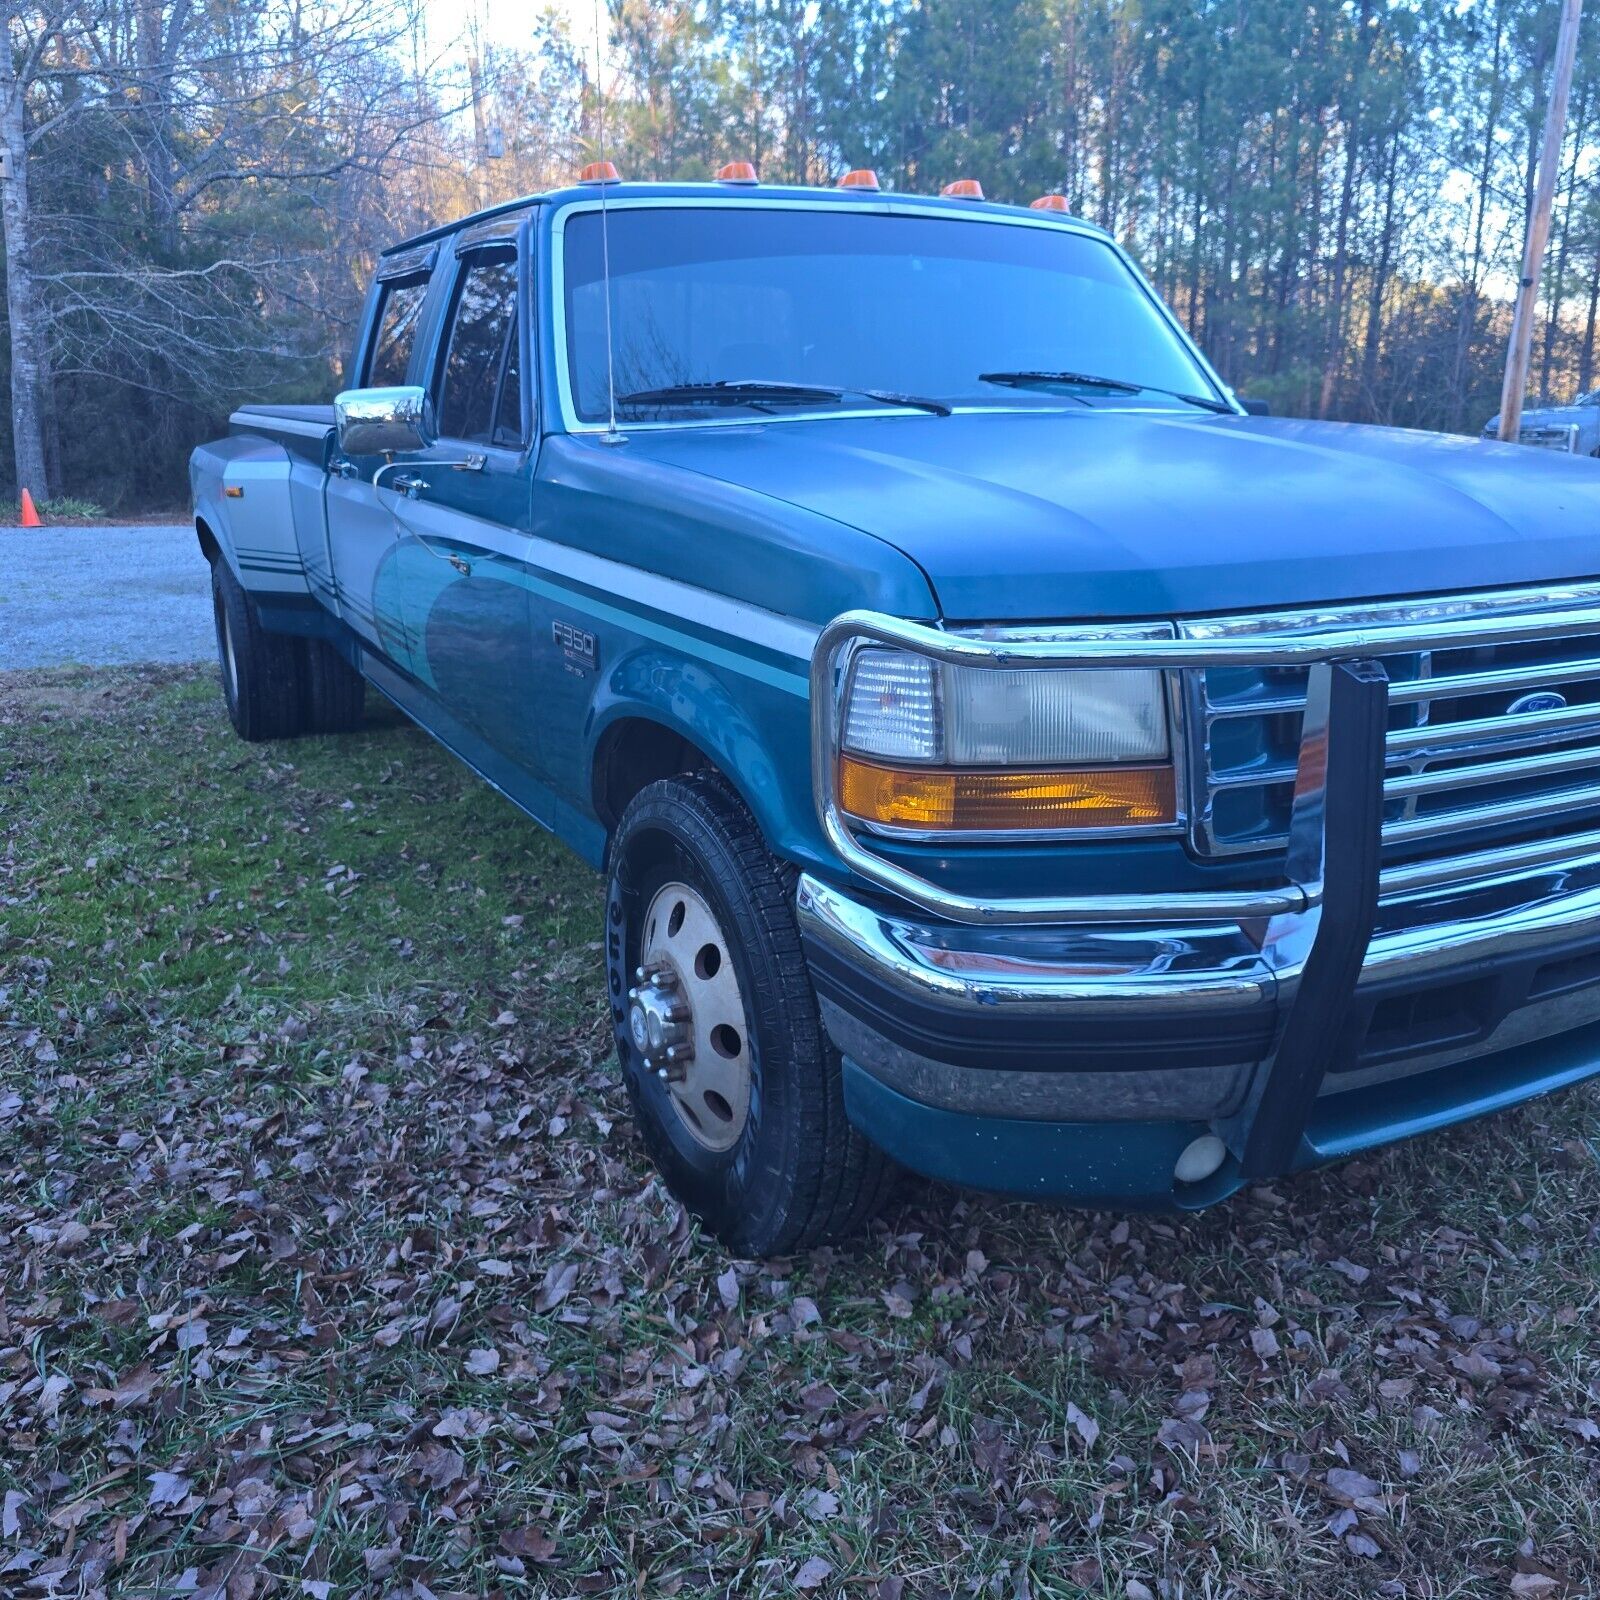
0, 524, 214, 671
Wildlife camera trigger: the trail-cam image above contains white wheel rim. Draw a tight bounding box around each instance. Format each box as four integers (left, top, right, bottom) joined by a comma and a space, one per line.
633, 880, 752, 1152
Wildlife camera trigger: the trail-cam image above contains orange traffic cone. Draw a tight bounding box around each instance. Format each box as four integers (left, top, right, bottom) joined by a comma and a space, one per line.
19, 488, 42, 528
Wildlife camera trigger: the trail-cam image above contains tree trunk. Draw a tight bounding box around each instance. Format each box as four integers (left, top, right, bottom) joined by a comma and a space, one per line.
1360, 132, 1400, 410
1578, 236, 1600, 393
0, 55, 51, 502
1539, 80, 1588, 402
1319, 0, 1372, 419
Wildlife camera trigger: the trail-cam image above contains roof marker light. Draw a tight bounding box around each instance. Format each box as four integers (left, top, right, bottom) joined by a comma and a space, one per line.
1030, 193, 1070, 212
716, 161, 758, 184
578, 160, 620, 184
838, 168, 880, 191
941, 178, 984, 199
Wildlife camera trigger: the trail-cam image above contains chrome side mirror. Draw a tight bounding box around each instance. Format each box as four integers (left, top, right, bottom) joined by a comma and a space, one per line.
334, 385, 436, 457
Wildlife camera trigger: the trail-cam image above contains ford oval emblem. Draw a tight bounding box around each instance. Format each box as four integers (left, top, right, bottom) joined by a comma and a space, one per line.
1507, 690, 1569, 715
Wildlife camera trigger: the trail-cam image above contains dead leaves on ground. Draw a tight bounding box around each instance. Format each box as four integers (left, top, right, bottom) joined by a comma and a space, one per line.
5, 668, 1600, 1597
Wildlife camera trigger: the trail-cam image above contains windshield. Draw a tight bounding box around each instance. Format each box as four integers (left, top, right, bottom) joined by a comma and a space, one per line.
560, 206, 1220, 423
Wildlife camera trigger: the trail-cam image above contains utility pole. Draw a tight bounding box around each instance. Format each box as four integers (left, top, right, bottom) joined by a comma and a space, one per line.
1499, 0, 1585, 442
467, 46, 490, 210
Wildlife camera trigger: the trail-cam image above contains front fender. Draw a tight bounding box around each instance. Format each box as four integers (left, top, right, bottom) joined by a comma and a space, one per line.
588, 646, 817, 870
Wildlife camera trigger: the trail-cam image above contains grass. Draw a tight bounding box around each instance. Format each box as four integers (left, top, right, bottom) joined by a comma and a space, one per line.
3, 663, 1600, 1598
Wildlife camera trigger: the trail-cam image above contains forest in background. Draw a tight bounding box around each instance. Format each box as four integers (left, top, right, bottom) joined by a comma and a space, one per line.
4, 0, 1600, 512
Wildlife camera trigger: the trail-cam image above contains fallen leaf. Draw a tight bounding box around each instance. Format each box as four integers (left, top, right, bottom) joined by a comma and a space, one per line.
794, 1555, 832, 1590
536, 1261, 580, 1312
791, 1297, 822, 1328
1065, 1400, 1100, 1451
147, 1471, 191, 1510
1326, 1467, 1382, 1503
54, 1219, 91, 1254
1510, 1575, 1559, 1598
501, 1525, 558, 1563
797, 1487, 839, 1521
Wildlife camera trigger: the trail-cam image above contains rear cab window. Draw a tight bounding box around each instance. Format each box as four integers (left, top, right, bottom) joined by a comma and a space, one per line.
433, 244, 525, 448
364, 274, 431, 388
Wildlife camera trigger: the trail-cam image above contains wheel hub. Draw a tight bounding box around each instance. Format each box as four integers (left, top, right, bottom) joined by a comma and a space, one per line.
627, 965, 691, 1060
633, 881, 751, 1152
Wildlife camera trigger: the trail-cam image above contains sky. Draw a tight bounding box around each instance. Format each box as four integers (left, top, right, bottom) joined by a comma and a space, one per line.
424, 0, 599, 70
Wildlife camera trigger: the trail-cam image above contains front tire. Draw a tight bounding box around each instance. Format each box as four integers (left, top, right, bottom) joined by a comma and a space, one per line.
606, 773, 892, 1255
211, 560, 305, 742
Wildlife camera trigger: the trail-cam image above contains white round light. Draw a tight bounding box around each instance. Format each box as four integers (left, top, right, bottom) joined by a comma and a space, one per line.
1174, 1134, 1228, 1185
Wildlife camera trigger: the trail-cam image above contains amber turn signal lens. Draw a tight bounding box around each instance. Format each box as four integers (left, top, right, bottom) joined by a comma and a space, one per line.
838, 168, 881, 191
578, 160, 620, 183
941, 178, 984, 198
837, 756, 1176, 832
716, 160, 759, 184
1030, 193, 1070, 211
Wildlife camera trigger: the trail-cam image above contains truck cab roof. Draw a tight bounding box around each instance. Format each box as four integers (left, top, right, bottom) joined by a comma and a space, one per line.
378, 179, 1113, 261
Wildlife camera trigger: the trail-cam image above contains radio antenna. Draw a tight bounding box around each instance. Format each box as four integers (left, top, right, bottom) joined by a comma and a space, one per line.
592, 0, 622, 443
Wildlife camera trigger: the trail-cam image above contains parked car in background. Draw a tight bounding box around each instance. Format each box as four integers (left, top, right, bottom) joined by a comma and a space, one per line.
192, 166, 1600, 1256
1482, 389, 1600, 454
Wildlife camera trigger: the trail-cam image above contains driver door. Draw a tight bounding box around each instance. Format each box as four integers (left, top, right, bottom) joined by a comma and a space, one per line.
383, 223, 540, 784
325, 253, 436, 670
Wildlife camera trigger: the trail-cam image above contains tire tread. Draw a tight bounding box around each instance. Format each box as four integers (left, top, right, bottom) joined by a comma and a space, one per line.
613, 770, 892, 1254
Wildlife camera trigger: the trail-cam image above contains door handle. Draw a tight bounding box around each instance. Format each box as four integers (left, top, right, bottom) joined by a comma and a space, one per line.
390, 472, 430, 498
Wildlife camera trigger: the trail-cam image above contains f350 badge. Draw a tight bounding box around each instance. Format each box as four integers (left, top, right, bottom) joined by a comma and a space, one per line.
553, 619, 597, 678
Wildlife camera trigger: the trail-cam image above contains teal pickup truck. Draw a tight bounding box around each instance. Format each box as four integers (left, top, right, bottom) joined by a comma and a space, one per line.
192, 165, 1600, 1255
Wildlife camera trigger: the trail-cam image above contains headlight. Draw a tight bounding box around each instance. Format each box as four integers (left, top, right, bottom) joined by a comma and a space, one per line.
837, 646, 1175, 834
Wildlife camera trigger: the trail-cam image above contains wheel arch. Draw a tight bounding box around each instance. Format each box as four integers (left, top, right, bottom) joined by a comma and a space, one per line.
588, 665, 803, 872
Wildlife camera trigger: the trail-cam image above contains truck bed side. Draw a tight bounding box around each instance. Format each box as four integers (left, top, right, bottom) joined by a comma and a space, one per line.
189, 405, 336, 610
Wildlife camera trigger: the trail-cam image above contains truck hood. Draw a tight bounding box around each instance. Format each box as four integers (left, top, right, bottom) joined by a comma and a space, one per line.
619, 410, 1600, 621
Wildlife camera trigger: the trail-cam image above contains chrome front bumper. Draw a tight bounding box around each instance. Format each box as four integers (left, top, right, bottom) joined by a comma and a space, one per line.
799, 847, 1600, 1124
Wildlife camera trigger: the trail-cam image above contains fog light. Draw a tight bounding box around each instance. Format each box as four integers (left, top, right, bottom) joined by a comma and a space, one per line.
1174, 1134, 1227, 1184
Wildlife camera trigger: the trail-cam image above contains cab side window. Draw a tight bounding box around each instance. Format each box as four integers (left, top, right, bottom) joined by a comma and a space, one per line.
435, 250, 523, 447
364, 276, 429, 388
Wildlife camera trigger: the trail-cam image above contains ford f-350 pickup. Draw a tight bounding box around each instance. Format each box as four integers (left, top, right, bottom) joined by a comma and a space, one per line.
191, 166, 1600, 1255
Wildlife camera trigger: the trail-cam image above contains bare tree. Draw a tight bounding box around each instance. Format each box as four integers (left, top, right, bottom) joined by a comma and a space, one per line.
1, 1, 62, 499
2, 0, 469, 503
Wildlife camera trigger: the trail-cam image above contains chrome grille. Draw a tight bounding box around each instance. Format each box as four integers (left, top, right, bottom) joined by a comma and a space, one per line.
1182, 584, 1600, 861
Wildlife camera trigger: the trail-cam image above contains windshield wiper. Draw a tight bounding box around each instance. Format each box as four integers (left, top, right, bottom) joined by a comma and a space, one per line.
979, 370, 1234, 414
614, 379, 951, 416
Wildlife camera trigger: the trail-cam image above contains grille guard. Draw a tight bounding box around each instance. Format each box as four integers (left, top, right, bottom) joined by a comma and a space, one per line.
811, 603, 1600, 1178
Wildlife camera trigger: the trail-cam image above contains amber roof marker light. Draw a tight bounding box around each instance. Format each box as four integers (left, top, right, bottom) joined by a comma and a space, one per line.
1030, 193, 1071, 212
838, 168, 881, 191
578, 160, 621, 184
716, 161, 759, 185
941, 178, 984, 199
